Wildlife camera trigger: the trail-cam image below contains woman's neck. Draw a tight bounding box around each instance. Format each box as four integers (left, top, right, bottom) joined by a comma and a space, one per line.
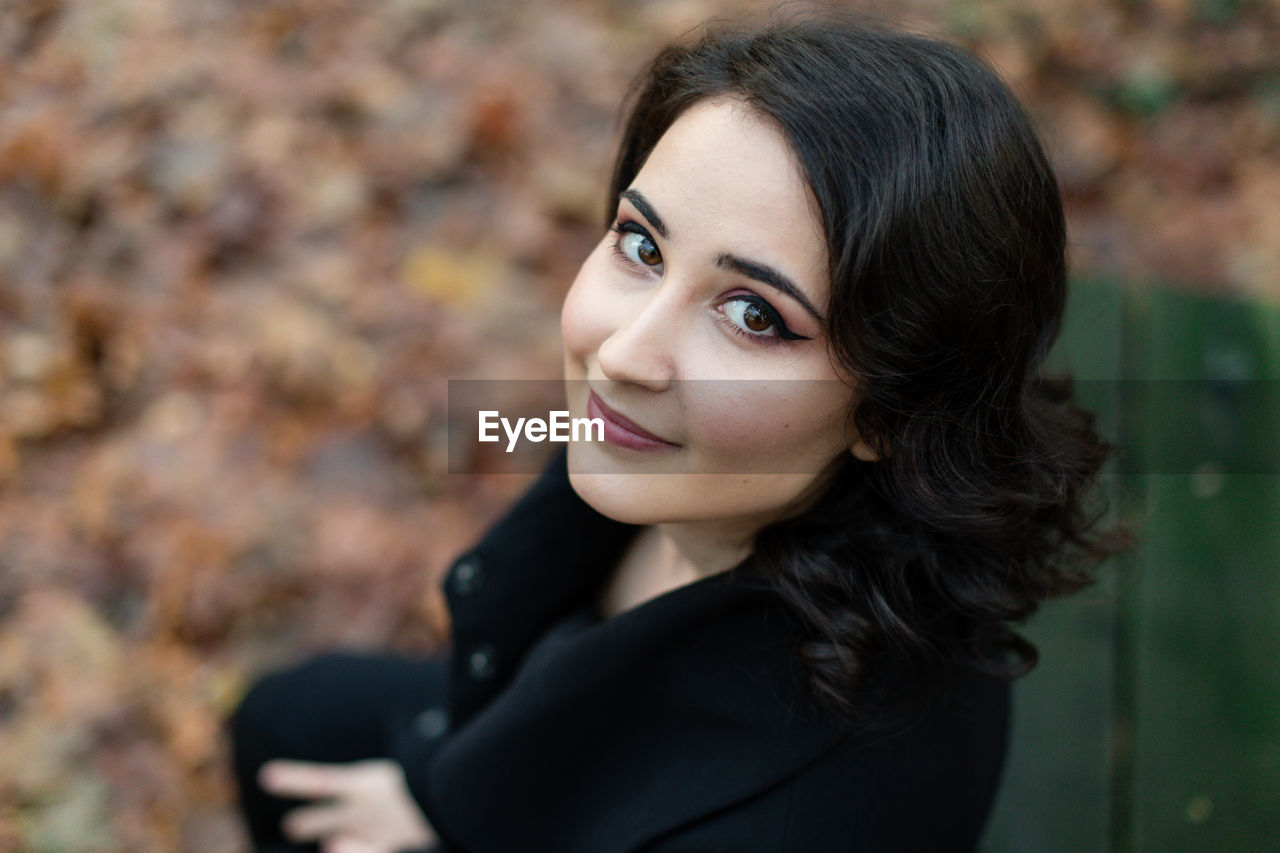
595, 520, 756, 620
653, 520, 754, 581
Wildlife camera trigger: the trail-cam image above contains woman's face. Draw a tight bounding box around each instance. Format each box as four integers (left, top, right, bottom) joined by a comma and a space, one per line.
561, 98, 868, 532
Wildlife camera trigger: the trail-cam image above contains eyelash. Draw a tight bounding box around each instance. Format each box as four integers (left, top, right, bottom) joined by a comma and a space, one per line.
607, 220, 809, 346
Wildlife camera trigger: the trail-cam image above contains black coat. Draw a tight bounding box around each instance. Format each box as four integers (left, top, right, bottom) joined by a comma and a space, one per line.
395, 449, 1011, 852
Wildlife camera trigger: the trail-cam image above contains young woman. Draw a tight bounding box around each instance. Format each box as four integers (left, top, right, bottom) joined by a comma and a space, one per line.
230, 14, 1129, 853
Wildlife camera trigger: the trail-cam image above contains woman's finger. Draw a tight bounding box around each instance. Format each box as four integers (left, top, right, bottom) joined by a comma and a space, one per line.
260, 759, 349, 799
281, 802, 349, 842
322, 836, 383, 853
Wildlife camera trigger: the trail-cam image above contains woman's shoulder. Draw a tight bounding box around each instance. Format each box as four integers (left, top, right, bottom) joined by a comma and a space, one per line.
645, 660, 1012, 853
780, 661, 1012, 850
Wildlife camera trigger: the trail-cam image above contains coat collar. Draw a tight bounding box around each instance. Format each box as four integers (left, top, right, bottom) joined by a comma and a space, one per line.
442, 447, 642, 721
429, 562, 855, 852
446, 446, 640, 641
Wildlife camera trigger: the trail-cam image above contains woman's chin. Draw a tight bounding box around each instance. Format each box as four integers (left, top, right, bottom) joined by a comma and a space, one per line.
566, 461, 668, 526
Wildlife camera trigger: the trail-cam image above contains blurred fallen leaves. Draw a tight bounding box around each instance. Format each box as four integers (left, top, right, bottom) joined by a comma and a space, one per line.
1, 0, 1277, 849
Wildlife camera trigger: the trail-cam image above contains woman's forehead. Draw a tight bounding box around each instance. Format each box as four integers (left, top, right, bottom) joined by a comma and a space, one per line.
636, 101, 808, 214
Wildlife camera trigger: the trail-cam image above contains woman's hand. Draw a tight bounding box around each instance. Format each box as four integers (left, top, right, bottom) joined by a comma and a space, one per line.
260, 758, 438, 853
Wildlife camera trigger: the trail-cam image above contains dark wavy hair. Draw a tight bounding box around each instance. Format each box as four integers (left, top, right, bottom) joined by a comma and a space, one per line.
608, 13, 1134, 725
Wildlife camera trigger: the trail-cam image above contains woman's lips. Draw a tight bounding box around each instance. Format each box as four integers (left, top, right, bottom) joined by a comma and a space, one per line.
587, 391, 679, 451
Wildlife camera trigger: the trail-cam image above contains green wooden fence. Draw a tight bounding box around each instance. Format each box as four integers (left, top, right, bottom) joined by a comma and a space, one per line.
980, 279, 1280, 852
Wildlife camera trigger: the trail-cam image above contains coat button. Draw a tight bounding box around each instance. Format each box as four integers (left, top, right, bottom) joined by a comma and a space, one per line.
450, 556, 485, 596
413, 707, 450, 740
467, 643, 498, 680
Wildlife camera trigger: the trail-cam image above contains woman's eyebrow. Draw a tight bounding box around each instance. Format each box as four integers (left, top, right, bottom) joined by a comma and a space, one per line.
619, 189, 669, 239
621, 187, 825, 324
716, 254, 825, 323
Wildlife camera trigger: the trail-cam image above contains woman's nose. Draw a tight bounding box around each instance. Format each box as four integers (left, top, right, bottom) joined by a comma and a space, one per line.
595, 290, 679, 391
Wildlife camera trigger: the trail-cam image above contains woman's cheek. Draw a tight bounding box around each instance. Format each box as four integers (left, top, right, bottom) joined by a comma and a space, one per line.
686, 385, 849, 472
560, 252, 612, 368
681, 388, 781, 465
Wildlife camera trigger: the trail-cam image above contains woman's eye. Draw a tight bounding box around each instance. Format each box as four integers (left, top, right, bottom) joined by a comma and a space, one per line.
612, 224, 663, 269
720, 296, 811, 343
725, 298, 777, 335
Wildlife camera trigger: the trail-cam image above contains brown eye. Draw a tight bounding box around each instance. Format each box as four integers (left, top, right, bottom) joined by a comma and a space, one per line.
742, 303, 773, 332
616, 230, 664, 269
636, 237, 661, 266
721, 295, 810, 344
723, 297, 781, 339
